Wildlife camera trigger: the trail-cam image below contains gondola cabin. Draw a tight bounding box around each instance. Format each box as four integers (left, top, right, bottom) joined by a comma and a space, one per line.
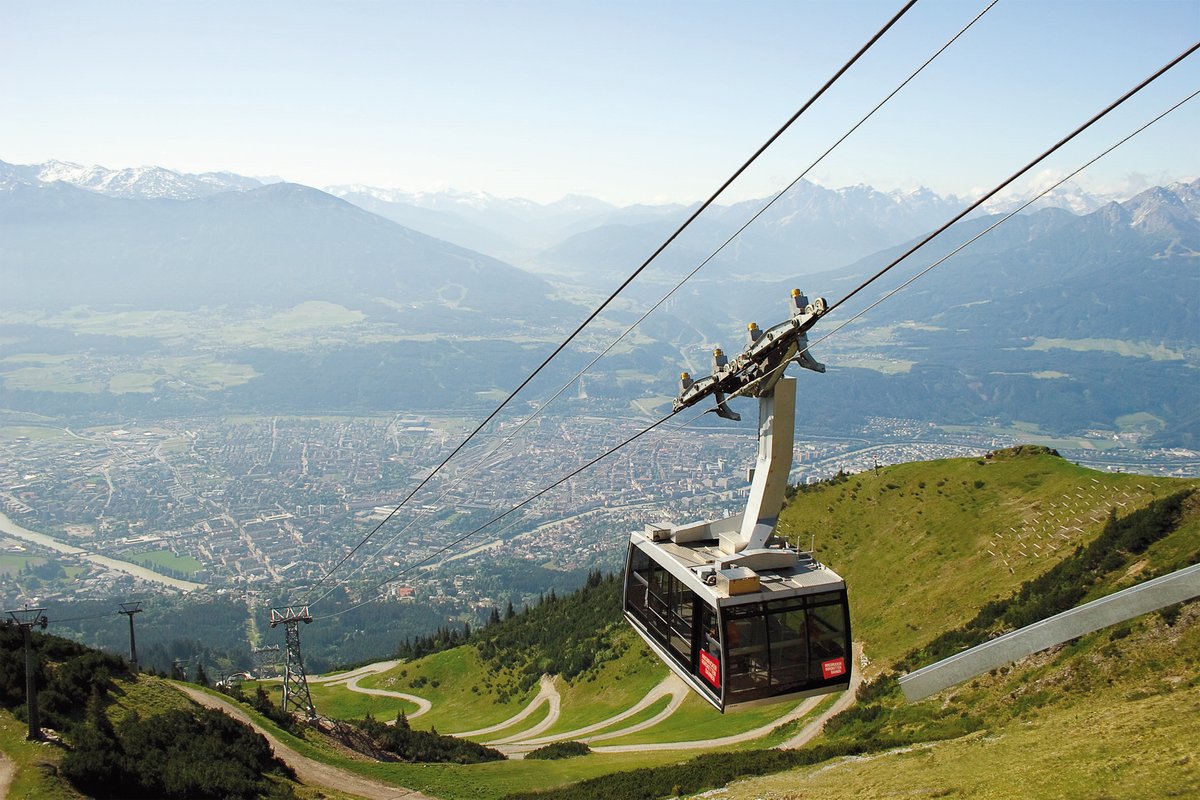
623, 290, 851, 712
624, 525, 851, 712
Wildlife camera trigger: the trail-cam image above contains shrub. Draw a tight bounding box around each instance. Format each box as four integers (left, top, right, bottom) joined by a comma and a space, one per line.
503, 740, 904, 800
526, 741, 591, 760
351, 713, 504, 764
64, 706, 295, 799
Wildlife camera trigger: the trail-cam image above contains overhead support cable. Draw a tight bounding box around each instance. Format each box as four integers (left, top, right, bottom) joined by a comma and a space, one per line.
826, 40, 1200, 315
45, 612, 114, 625
804, 87, 1200, 354
300, 0, 921, 605
313, 78, 1199, 621
317, 352, 802, 620
305, 0, 998, 610
311, 413, 681, 620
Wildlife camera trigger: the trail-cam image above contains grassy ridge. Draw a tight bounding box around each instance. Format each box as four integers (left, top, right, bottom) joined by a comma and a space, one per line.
778, 447, 1193, 666
724, 601, 1200, 799
503, 449, 1199, 799
901, 487, 1196, 670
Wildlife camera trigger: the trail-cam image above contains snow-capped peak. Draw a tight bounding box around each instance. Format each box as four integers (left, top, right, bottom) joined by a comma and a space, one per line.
1, 159, 263, 200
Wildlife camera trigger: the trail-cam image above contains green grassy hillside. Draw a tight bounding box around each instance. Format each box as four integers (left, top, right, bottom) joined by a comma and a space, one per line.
506, 448, 1198, 799
0, 635, 314, 800
778, 446, 1195, 666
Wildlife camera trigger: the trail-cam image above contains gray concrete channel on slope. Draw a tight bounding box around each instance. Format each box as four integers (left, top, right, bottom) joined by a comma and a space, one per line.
900, 562, 1200, 703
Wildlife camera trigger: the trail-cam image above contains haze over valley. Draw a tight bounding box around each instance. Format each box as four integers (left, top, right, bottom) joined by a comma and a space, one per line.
2, 157, 1197, 623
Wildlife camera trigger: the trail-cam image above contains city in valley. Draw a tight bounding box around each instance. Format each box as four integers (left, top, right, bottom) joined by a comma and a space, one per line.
3, 411, 1195, 612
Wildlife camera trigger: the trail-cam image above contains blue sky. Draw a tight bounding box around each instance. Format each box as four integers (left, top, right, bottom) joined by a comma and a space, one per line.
2, 0, 1197, 204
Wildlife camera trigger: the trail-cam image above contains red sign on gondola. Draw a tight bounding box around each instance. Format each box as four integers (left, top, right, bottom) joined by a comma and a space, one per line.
821, 658, 846, 680
699, 650, 721, 687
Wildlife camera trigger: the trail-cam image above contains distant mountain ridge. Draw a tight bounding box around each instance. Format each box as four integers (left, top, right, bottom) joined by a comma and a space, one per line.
1, 156, 1196, 446
3, 157, 1166, 279
0, 176, 559, 318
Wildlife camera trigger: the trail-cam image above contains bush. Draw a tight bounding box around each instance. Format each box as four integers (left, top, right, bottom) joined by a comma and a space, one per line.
351, 713, 504, 764
0, 626, 129, 731
1159, 603, 1182, 627
526, 741, 591, 760
63, 705, 295, 799
504, 740, 904, 800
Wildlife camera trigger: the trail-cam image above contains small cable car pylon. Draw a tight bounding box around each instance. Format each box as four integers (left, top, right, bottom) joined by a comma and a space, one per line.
4, 606, 48, 740
624, 290, 852, 712
270, 606, 318, 722
118, 601, 143, 673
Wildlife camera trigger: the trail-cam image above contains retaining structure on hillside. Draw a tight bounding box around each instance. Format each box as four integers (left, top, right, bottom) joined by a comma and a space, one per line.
899, 562, 1200, 702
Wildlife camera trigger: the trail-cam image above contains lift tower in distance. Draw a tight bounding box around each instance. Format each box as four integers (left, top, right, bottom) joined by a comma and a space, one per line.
5, 606, 49, 739
270, 606, 317, 721
252, 644, 282, 679
118, 601, 143, 673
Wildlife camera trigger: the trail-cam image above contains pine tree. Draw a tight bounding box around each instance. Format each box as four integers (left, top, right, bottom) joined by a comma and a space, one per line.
194, 662, 209, 686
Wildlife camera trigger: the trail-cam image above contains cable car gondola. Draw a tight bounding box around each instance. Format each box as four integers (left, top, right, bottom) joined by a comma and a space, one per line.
623, 290, 851, 712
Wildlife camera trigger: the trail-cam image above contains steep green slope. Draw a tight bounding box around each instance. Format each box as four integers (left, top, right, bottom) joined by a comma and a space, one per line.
508, 448, 1198, 799
0, 626, 304, 799
777, 446, 1195, 665
725, 598, 1199, 799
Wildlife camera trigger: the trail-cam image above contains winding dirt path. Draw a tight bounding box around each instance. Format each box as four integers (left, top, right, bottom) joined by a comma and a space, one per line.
451, 675, 559, 739
778, 645, 865, 750
293, 642, 864, 759
581, 680, 690, 744
308, 661, 400, 685
0, 752, 14, 800
590, 693, 821, 753
484, 676, 562, 745
516, 673, 687, 748
176, 685, 429, 800
314, 661, 433, 719
591, 644, 866, 754
342, 673, 433, 719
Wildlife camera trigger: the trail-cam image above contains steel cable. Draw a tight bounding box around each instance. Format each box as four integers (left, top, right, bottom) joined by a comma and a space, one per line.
308, 74, 1198, 619
300, 0, 922, 605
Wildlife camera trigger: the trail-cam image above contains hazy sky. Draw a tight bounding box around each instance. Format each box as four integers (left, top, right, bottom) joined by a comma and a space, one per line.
3, 0, 1197, 204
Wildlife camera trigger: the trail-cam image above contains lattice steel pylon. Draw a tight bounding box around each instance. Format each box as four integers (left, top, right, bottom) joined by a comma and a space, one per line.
269, 606, 317, 721
252, 644, 281, 679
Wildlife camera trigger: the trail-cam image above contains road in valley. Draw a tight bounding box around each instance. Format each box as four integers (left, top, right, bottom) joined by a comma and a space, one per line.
0, 511, 204, 591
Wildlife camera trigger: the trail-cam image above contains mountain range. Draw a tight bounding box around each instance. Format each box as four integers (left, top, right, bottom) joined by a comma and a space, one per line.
1, 158, 1137, 278
0, 157, 1196, 447
0, 175, 559, 321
